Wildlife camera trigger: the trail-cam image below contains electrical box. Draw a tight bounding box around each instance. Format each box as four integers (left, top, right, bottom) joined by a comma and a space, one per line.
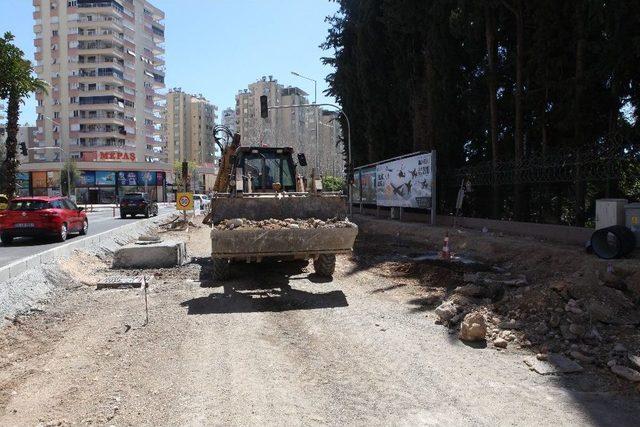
625, 202, 640, 248
595, 199, 628, 230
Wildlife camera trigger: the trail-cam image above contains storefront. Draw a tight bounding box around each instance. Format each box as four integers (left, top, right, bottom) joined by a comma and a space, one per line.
18, 159, 172, 204
74, 170, 166, 204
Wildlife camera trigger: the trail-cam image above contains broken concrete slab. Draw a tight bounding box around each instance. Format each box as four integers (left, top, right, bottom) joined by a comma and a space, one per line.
524, 353, 584, 375
464, 272, 528, 287
112, 240, 188, 269
611, 365, 640, 382
97, 276, 145, 290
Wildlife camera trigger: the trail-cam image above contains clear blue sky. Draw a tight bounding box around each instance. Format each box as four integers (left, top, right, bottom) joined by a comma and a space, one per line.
0, 0, 339, 124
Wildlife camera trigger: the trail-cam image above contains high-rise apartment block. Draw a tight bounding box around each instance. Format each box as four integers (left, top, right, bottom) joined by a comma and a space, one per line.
235, 76, 344, 176
27, 0, 168, 202
221, 107, 236, 134
165, 88, 217, 165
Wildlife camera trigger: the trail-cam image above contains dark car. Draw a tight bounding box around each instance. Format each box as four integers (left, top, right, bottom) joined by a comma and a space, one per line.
0, 196, 88, 244
119, 193, 158, 218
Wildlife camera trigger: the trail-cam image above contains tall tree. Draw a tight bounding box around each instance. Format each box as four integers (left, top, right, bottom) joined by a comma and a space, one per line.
0, 32, 47, 198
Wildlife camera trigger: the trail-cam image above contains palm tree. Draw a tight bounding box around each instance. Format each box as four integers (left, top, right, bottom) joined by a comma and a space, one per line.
0, 32, 48, 198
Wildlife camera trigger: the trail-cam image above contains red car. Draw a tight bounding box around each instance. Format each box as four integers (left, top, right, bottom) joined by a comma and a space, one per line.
0, 196, 88, 244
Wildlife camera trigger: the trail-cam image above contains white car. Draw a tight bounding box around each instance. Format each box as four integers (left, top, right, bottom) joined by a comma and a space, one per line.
193, 194, 211, 211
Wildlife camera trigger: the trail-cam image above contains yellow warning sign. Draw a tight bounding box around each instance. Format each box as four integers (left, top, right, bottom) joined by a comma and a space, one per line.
176, 192, 194, 211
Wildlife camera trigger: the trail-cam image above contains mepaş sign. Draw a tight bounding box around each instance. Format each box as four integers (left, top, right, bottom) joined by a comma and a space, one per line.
376, 152, 433, 208
98, 151, 137, 162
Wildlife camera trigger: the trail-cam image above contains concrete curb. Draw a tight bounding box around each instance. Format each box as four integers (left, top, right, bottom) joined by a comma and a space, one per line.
0, 212, 176, 284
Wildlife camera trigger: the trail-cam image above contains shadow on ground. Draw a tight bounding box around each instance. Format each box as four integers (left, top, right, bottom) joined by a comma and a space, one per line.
182, 257, 348, 314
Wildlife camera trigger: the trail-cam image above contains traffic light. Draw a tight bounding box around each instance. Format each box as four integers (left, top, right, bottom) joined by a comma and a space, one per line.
260, 95, 268, 118
19, 142, 28, 156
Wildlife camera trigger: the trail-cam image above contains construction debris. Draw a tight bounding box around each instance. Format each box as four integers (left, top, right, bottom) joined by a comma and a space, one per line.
112, 240, 189, 269
213, 217, 357, 231
96, 276, 145, 290
458, 311, 487, 342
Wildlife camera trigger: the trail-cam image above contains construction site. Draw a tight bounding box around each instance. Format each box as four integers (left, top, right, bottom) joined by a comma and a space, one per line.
0, 201, 638, 425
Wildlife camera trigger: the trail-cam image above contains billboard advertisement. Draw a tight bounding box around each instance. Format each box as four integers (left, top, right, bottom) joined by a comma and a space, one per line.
360, 167, 377, 204
96, 171, 116, 186
117, 171, 138, 186
76, 171, 96, 186
137, 171, 157, 186
32, 171, 47, 188
352, 170, 361, 202
376, 152, 433, 208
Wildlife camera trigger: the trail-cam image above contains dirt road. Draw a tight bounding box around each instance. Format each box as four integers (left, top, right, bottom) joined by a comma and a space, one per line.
0, 224, 638, 426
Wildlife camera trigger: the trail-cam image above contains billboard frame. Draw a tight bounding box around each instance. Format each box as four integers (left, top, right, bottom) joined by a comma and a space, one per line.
353, 150, 437, 225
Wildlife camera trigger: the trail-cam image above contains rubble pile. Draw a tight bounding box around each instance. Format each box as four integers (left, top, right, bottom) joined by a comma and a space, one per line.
214, 217, 357, 231
431, 264, 640, 386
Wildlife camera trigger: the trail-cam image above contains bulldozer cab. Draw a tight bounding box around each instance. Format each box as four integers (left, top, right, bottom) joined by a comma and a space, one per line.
235, 147, 297, 192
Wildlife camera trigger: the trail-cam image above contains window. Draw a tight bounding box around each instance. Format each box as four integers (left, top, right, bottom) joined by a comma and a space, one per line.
53, 112, 60, 119
52, 30, 58, 36
62, 198, 77, 210
8, 200, 51, 211
51, 200, 64, 209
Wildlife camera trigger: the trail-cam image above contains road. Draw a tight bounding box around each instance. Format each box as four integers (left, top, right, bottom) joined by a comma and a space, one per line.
0, 224, 638, 426
0, 205, 175, 267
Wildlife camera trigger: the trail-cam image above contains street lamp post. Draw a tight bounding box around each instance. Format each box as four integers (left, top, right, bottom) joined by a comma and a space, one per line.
291, 71, 319, 173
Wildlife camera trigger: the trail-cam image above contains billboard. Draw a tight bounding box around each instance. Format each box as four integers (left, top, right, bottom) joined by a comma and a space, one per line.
376, 152, 433, 208
117, 171, 138, 186
352, 170, 361, 202
96, 171, 116, 186
76, 170, 96, 186
360, 167, 377, 204
32, 171, 47, 188
137, 171, 157, 186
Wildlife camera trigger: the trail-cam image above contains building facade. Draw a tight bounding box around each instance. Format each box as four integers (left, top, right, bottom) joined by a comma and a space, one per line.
165, 88, 217, 165
221, 107, 236, 134
27, 0, 168, 203
235, 76, 344, 177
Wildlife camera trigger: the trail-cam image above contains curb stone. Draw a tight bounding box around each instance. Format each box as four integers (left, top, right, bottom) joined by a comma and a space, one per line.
0, 212, 175, 284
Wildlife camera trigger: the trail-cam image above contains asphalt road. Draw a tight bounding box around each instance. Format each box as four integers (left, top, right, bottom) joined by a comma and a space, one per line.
0, 205, 176, 267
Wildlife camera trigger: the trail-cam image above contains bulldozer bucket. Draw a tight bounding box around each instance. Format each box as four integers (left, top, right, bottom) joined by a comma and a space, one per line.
208, 194, 347, 225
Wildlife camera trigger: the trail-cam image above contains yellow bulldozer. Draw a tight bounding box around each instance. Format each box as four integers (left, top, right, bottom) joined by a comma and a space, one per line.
203, 125, 357, 280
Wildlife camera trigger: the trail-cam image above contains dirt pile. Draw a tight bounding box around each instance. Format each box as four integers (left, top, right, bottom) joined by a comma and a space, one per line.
213, 217, 357, 231
351, 217, 640, 390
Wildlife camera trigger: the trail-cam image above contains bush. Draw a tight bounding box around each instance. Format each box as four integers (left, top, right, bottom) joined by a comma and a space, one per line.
322, 175, 345, 192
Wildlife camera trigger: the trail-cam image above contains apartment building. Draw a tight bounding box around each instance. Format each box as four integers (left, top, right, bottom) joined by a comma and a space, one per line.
27, 0, 168, 203
235, 76, 344, 176
221, 107, 236, 134
165, 88, 217, 165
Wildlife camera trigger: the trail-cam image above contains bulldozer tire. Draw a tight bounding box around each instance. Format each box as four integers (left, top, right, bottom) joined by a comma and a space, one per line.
211, 258, 231, 281
313, 254, 336, 277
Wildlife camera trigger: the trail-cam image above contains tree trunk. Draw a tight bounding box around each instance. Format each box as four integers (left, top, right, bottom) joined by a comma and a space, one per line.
513, 0, 525, 221
2, 90, 20, 198
412, 45, 435, 153
424, 46, 436, 152
485, 3, 500, 219
573, 5, 586, 227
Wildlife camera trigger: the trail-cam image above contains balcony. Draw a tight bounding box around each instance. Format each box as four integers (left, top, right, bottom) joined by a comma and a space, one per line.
77, 1, 124, 14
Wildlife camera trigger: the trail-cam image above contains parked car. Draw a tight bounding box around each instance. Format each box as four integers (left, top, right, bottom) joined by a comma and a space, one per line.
0, 196, 88, 244
119, 192, 158, 218
193, 194, 211, 211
